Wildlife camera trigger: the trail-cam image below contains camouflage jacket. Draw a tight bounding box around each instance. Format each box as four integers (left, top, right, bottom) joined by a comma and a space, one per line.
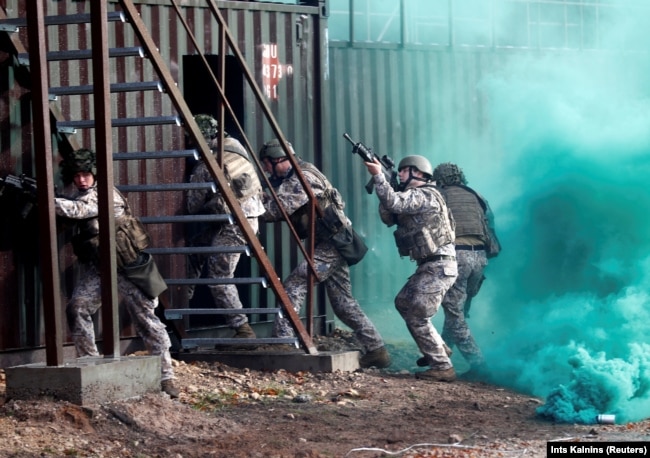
54, 184, 126, 221
262, 160, 335, 222
373, 173, 455, 257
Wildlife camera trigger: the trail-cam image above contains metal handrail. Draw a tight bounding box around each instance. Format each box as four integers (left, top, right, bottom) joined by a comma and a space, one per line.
117, 0, 318, 354
168, 0, 320, 280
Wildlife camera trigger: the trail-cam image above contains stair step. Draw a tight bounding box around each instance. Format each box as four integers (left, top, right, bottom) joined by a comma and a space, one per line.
57, 115, 181, 132
138, 214, 233, 224
113, 149, 198, 160
164, 277, 268, 287
165, 307, 281, 320
50, 81, 163, 97
180, 337, 298, 350
17, 47, 145, 65
116, 182, 215, 193
0, 11, 125, 29
147, 246, 249, 256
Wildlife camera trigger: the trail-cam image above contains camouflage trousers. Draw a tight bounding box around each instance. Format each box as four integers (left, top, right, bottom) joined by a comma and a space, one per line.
395, 258, 458, 371
187, 219, 259, 329
441, 249, 487, 368
66, 264, 174, 381
273, 241, 385, 353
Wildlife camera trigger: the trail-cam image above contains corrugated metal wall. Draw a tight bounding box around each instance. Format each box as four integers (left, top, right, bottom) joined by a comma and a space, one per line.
326, 45, 508, 315
1, 0, 560, 356
0, 0, 326, 353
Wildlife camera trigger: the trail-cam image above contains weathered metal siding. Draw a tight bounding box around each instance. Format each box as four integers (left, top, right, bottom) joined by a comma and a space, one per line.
0, 0, 326, 352
327, 45, 506, 306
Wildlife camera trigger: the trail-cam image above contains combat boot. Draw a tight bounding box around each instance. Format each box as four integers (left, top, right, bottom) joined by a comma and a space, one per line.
161, 379, 180, 398
234, 322, 256, 339
415, 367, 456, 382
416, 343, 453, 367
359, 346, 391, 369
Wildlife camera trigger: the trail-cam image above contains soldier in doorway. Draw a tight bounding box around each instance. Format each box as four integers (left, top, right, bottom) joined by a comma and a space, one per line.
185, 115, 265, 339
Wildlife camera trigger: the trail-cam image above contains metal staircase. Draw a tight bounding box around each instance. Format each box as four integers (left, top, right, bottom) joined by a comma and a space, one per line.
0, 1, 319, 355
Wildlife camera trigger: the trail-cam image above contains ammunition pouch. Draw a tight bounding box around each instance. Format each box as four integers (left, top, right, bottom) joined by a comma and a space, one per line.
330, 225, 368, 266
315, 203, 346, 241
394, 225, 439, 260
393, 187, 455, 260
120, 252, 168, 299
115, 213, 151, 269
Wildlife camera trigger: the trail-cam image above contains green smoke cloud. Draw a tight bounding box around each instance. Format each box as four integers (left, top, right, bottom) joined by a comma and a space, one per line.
348, 0, 650, 425
472, 9, 650, 424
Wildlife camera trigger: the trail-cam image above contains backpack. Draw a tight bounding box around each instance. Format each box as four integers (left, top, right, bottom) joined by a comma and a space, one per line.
221, 144, 262, 199
114, 190, 151, 268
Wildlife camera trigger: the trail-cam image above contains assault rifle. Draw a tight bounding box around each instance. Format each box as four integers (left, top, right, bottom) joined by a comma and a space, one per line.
343, 133, 398, 194
0, 173, 38, 219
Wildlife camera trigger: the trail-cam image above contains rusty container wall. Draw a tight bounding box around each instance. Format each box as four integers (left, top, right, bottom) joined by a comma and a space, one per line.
194, 1, 329, 317
125, 0, 330, 331
0, 0, 328, 353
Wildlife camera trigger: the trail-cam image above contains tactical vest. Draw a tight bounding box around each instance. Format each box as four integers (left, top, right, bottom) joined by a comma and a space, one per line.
289, 161, 347, 241
438, 185, 486, 241
220, 138, 262, 200
71, 190, 151, 268
393, 185, 455, 260
114, 192, 151, 268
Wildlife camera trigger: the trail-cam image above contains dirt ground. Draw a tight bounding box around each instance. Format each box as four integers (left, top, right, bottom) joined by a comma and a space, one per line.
1, 330, 648, 458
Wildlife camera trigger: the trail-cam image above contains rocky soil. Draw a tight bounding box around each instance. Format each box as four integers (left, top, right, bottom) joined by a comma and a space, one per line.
1, 330, 648, 457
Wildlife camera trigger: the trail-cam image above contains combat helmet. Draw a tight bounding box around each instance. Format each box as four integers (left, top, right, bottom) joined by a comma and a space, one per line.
193, 114, 226, 142
258, 138, 294, 160
59, 148, 97, 184
398, 155, 434, 177
433, 162, 467, 186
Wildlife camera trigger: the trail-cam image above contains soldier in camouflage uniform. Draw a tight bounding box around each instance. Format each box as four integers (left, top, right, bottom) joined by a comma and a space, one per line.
365, 155, 458, 382
259, 139, 390, 368
432, 162, 498, 380
54, 148, 179, 398
185, 115, 265, 339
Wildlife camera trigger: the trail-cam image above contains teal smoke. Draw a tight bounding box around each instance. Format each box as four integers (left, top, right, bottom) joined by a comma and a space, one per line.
478, 51, 650, 424
345, 2, 650, 425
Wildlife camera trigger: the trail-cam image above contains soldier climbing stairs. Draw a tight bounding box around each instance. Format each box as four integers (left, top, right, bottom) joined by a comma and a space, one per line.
0, 0, 319, 355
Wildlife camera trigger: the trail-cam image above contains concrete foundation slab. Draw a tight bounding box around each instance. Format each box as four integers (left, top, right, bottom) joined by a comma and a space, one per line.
5, 356, 161, 406
176, 350, 361, 373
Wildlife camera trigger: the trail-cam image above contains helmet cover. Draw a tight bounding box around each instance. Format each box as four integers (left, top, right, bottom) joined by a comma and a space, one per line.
193, 114, 220, 142
59, 148, 97, 184
433, 162, 467, 186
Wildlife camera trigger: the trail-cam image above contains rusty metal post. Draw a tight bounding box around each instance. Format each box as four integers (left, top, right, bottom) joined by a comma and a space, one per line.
91, 0, 120, 358
25, 0, 64, 366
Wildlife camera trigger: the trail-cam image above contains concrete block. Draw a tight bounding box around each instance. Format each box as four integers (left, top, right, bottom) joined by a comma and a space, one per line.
5, 356, 161, 405
177, 350, 361, 373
